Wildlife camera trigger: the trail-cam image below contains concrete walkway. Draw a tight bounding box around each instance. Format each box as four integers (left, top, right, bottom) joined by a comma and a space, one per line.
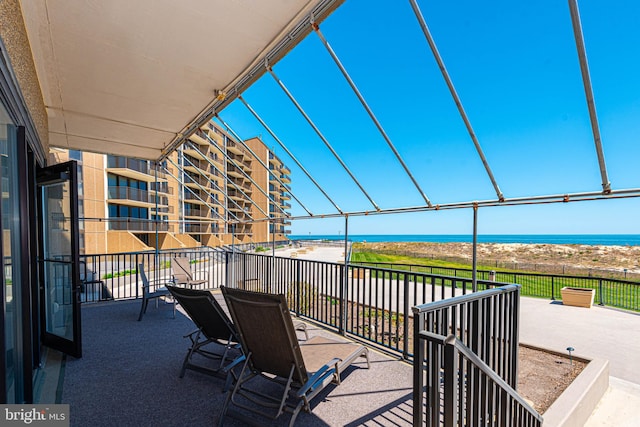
520, 297, 640, 424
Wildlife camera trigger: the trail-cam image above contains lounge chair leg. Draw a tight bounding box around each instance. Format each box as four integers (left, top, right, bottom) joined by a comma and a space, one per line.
137, 299, 148, 321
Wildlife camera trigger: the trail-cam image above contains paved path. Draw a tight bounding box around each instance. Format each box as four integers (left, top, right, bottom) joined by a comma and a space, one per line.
519, 297, 640, 384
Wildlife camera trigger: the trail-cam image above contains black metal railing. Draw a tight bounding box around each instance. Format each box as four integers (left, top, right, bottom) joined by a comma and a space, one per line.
227, 252, 503, 358
78, 248, 225, 303
353, 261, 640, 312
78, 249, 537, 424
412, 285, 541, 426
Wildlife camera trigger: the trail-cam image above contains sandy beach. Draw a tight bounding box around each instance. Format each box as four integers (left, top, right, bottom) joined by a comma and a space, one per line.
354, 241, 640, 277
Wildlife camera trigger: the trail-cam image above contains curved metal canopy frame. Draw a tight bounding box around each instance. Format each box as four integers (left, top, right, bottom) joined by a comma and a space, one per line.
159, 0, 635, 227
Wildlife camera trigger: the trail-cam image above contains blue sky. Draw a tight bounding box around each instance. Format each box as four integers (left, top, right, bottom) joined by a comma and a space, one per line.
217, 0, 640, 235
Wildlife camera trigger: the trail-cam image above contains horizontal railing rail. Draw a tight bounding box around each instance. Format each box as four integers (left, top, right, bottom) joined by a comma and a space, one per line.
353, 260, 640, 312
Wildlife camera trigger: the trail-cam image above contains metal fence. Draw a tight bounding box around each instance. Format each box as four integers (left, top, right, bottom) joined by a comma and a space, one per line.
78, 248, 226, 302
412, 285, 542, 426
79, 249, 538, 425
228, 252, 501, 358
353, 261, 640, 312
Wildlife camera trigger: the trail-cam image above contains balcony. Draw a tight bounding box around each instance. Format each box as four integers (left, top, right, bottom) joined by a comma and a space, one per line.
226, 140, 247, 156
107, 218, 170, 232
65, 249, 546, 426
183, 207, 210, 218
107, 156, 164, 182
108, 186, 168, 207
184, 223, 211, 233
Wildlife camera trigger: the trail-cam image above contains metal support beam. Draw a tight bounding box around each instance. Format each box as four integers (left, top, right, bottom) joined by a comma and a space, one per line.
312, 22, 433, 208
341, 214, 349, 335
165, 156, 243, 222
216, 114, 313, 216
472, 204, 478, 292
180, 140, 270, 219
238, 95, 343, 214
204, 129, 287, 218
568, 0, 611, 194
267, 65, 380, 211
409, 0, 504, 202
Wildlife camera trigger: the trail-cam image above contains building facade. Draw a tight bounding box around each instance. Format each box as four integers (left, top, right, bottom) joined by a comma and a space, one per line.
50, 122, 292, 254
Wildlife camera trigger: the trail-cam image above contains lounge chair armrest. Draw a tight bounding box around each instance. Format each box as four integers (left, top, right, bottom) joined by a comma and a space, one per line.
296, 358, 341, 398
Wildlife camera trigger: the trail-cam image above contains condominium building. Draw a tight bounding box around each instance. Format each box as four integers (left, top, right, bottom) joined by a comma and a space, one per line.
49, 122, 292, 254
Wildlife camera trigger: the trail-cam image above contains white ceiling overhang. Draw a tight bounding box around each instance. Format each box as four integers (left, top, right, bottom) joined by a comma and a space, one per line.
20, 0, 343, 160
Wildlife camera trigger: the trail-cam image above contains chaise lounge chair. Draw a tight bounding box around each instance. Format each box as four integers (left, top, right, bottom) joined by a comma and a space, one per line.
166, 285, 244, 386
219, 286, 370, 426
172, 256, 209, 289
137, 263, 175, 321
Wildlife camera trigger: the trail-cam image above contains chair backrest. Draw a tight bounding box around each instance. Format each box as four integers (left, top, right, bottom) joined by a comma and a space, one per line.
221, 286, 308, 384
167, 285, 236, 342
138, 263, 150, 293
172, 257, 193, 283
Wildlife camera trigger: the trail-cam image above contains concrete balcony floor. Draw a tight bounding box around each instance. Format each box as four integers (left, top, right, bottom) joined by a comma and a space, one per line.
55, 299, 414, 426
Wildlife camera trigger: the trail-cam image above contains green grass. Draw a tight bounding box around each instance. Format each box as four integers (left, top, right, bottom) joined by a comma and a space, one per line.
102, 268, 137, 279
351, 250, 639, 312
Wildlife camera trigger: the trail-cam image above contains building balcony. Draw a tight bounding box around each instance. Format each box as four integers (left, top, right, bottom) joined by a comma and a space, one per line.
107, 218, 170, 232
184, 223, 212, 233
108, 186, 168, 207
280, 174, 291, 184
107, 156, 165, 183
226, 140, 247, 156
281, 192, 291, 200
183, 207, 210, 218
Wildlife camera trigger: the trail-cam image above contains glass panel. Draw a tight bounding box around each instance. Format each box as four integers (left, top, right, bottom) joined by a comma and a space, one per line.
1, 112, 22, 402
41, 181, 73, 340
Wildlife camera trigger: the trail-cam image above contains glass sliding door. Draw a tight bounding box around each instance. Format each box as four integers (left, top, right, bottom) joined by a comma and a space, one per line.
1, 112, 22, 402
37, 162, 81, 358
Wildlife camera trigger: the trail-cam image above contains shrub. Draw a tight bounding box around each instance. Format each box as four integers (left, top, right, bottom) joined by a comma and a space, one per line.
287, 281, 317, 314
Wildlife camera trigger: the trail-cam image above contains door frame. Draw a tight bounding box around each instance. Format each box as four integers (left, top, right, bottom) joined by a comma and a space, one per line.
37, 160, 82, 358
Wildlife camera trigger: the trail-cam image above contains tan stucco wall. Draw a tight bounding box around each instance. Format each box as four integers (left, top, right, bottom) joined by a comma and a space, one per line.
82, 153, 107, 254
0, 0, 48, 151
107, 231, 152, 253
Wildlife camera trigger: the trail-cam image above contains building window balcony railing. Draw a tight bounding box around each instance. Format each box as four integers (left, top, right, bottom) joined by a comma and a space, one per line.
152, 205, 175, 214
108, 186, 168, 206
107, 156, 149, 175
184, 208, 210, 218
185, 223, 212, 233
108, 218, 170, 232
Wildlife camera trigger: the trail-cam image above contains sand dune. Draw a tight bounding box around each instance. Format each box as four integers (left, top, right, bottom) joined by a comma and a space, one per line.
356, 242, 640, 276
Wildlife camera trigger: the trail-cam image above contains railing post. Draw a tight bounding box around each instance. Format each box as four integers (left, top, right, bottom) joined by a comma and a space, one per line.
225, 251, 230, 287
598, 279, 604, 306
339, 263, 346, 335
296, 259, 301, 315
135, 253, 139, 299
403, 274, 410, 360
551, 276, 555, 300
443, 336, 458, 427
412, 311, 425, 427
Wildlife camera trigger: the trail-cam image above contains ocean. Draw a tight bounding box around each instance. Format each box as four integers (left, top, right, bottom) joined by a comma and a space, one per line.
289, 234, 640, 246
